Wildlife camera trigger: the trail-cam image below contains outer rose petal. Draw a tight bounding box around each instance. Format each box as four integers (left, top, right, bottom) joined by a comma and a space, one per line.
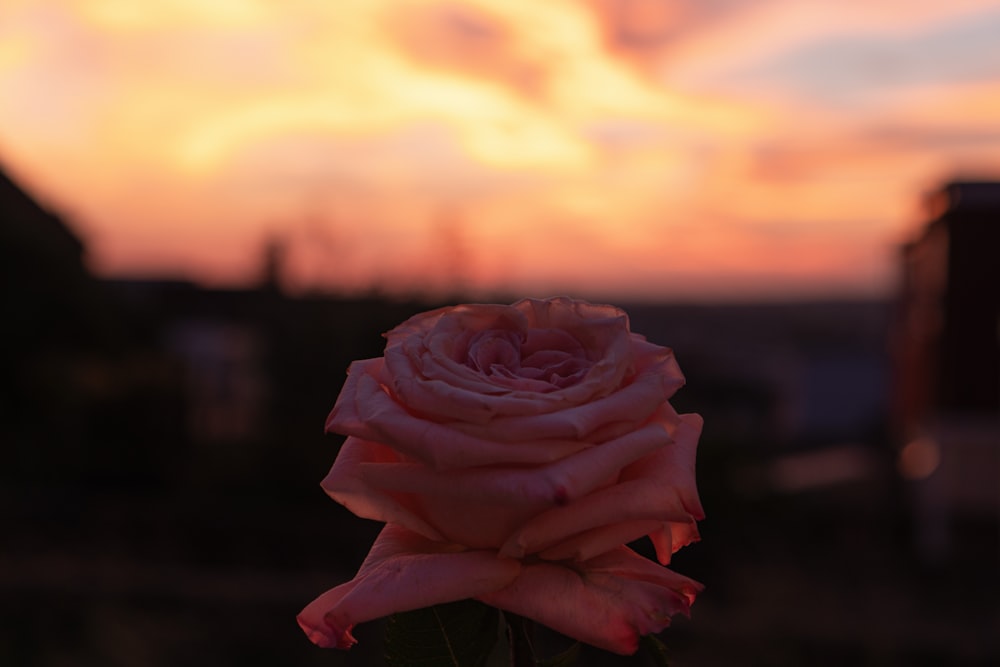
354, 421, 670, 548
321, 438, 445, 542
649, 518, 701, 565
628, 414, 704, 564
359, 421, 669, 507
501, 412, 704, 560
477, 546, 702, 655
538, 519, 664, 562
324, 358, 385, 441
298, 524, 521, 649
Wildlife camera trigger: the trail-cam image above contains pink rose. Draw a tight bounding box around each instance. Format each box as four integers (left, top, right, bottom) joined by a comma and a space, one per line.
298, 297, 704, 655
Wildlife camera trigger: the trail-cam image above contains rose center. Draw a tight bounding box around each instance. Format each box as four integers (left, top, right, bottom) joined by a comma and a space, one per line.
466, 330, 522, 375
465, 328, 593, 391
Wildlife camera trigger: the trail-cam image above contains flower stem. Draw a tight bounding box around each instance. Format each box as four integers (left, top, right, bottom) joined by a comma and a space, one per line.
506, 612, 535, 667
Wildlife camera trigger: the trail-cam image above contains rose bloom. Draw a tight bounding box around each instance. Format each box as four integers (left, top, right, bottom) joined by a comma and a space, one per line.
298, 297, 704, 655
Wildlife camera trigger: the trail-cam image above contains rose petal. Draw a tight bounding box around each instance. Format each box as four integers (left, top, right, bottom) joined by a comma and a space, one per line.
500, 413, 704, 559
321, 438, 445, 541
350, 373, 592, 469
450, 367, 677, 442
583, 546, 702, 605
477, 546, 701, 655
354, 422, 670, 547
324, 358, 385, 440
360, 421, 668, 504
298, 524, 522, 649
538, 519, 663, 562
514, 297, 630, 368
380, 298, 640, 423
623, 413, 705, 520
649, 518, 701, 565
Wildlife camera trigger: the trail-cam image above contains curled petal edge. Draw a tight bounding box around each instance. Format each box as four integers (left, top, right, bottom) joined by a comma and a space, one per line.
297, 524, 521, 650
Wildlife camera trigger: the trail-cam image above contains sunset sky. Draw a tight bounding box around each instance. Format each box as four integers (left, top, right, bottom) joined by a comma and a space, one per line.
2, 0, 1000, 301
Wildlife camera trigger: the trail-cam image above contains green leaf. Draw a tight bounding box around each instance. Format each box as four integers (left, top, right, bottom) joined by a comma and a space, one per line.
638, 634, 670, 667
384, 599, 500, 667
535, 642, 580, 667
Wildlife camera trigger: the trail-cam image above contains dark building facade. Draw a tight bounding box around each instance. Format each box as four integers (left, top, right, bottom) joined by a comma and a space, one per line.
893, 181, 1000, 428
892, 181, 1000, 559
1, 165, 130, 479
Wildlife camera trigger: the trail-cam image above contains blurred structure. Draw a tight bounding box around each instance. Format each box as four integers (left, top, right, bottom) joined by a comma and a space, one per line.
629, 301, 890, 450
892, 180, 1000, 561
1, 165, 138, 481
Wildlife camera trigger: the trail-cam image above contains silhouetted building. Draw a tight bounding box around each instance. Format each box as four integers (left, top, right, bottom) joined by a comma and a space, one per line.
1, 165, 191, 486
0, 165, 94, 354
1, 165, 104, 475
892, 180, 1000, 560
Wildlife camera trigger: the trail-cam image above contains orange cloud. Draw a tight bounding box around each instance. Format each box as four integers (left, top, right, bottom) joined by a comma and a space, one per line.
1, 0, 999, 300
